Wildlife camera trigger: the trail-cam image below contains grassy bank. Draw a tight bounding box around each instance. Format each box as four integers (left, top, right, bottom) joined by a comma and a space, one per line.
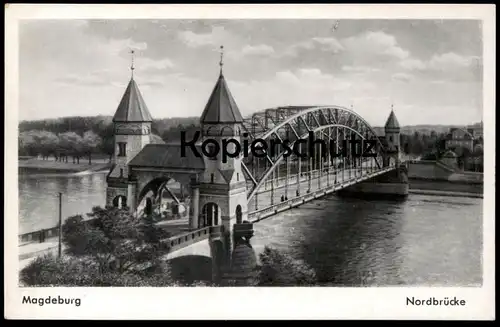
19, 158, 111, 174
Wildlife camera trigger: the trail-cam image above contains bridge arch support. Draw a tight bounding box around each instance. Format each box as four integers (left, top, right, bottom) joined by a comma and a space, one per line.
128, 170, 198, 216
241, 106, 389, 202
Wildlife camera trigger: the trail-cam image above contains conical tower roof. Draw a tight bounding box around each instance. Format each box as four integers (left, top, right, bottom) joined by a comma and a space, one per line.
200, 72, 244, 124
385, 109, 400, 129
112, 78, 153, 123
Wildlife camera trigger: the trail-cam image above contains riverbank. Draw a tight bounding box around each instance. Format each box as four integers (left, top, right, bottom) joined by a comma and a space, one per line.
19, 158, 111, 174
409, 189, 483, 198
409, 178, 483, 194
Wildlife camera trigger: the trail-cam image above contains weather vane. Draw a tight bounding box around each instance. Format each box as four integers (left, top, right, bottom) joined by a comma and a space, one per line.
219, 45, 224, 73
332, 20, 340, 32
130, 49, 135, 77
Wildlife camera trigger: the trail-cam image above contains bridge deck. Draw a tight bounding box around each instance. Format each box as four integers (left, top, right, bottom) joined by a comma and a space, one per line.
156, 217, 191, 235
248, 159, 388, 211
161, 163, 397, 253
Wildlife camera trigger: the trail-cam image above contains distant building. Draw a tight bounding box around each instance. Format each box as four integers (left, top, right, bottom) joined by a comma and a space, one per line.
445, 128, 475, 152
468, 121, 484, 139
442, 121, 483, 172
440, 149, 459, 169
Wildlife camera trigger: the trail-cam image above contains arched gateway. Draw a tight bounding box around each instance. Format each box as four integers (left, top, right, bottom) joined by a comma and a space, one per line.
105, 49, 249, 276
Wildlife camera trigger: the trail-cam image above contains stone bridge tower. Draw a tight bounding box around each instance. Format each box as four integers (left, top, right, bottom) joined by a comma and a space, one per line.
106, 59, 153, 209
198, 48, 250, 281
384, 105, 401, 167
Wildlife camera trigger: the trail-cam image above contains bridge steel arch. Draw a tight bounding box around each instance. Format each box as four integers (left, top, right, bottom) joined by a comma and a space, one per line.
240, 105, 388, 203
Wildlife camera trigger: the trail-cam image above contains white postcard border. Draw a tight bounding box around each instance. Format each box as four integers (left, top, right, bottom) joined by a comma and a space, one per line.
4, 4, 496, 320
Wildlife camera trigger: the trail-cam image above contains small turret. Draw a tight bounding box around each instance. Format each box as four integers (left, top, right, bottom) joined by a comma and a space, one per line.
384, 105, 400, 133
106, 50, 153, 210
384, 105, 401, 166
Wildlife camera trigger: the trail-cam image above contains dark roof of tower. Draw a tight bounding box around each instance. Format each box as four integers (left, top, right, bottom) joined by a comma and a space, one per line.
200, 73, 244, 124
385, 110, 400, 129
113, 78, 153, 123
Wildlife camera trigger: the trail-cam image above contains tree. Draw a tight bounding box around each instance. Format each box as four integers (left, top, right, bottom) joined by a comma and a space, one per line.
38, 131, 60, 160
21, 206, 174, 286
63, 206, 171, 274
82, 130, 102, 164
59, 132, 83, 164
19, 130, 60, 159
18, 131, 37, 157
256, 246, 317, 286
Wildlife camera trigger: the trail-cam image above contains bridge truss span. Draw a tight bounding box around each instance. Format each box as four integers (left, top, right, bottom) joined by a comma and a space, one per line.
240, 105, 392, 212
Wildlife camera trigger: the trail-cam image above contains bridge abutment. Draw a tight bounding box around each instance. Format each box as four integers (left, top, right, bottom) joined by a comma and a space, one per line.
220, 221, 258, 286
338, 164, 409, 198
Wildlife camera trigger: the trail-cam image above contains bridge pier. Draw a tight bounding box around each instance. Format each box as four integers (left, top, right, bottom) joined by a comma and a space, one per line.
219, 222, 258, 286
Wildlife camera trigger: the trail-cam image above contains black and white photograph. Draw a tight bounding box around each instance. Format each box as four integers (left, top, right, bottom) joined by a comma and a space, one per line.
5, 4, 495, 320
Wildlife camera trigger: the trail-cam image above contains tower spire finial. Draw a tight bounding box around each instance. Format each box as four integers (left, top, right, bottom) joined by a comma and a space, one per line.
219, 45, 224, 75
130, 49, 135, 78
391, 103, 394, 111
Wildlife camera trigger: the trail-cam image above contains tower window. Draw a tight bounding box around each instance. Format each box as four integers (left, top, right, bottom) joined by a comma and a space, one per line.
237, 173, 239, 181
207, 144, 217, 161
120, 169, 124, 177
389, 136, 393, 142
210, 173, 215, 183
118, 142, 127, 157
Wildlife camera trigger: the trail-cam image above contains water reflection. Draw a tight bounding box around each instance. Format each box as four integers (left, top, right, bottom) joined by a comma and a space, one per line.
19, 172, 107, 233
252, 194, 482, 286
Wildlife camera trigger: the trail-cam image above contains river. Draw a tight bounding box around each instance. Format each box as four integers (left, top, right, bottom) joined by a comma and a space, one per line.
18, 172, 483, 286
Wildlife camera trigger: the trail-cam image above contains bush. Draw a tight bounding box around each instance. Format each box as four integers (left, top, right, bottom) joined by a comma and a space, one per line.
256, 246, 317, 286
20, 253, 178, 287
21, 206, 175, 287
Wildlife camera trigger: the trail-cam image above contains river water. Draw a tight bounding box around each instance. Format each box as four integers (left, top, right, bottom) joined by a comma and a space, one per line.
18, 172, 483, 286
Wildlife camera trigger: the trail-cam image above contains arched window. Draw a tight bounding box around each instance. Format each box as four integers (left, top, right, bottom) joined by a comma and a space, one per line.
211, 173, 215, 183
206, 126, 218, 136
220, 126, 234, 136
201, 203, 219, 227
118, 142, 127, 157
236, 173, 239, 181
112, 195, 127, 209
207, 144, 218, 161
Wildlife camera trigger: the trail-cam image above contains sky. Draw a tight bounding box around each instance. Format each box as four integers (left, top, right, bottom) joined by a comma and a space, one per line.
19, 19, 483, 126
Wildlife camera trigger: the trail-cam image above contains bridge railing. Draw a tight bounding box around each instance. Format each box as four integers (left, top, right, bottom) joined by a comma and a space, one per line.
165, 226, 212, 252
164, 225, 226, 252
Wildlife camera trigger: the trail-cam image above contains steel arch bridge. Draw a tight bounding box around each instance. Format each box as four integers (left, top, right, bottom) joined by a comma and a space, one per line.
238, 105, 397, 219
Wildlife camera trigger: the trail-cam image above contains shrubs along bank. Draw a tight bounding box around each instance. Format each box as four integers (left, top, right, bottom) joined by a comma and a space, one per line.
20, 206, 318, 287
